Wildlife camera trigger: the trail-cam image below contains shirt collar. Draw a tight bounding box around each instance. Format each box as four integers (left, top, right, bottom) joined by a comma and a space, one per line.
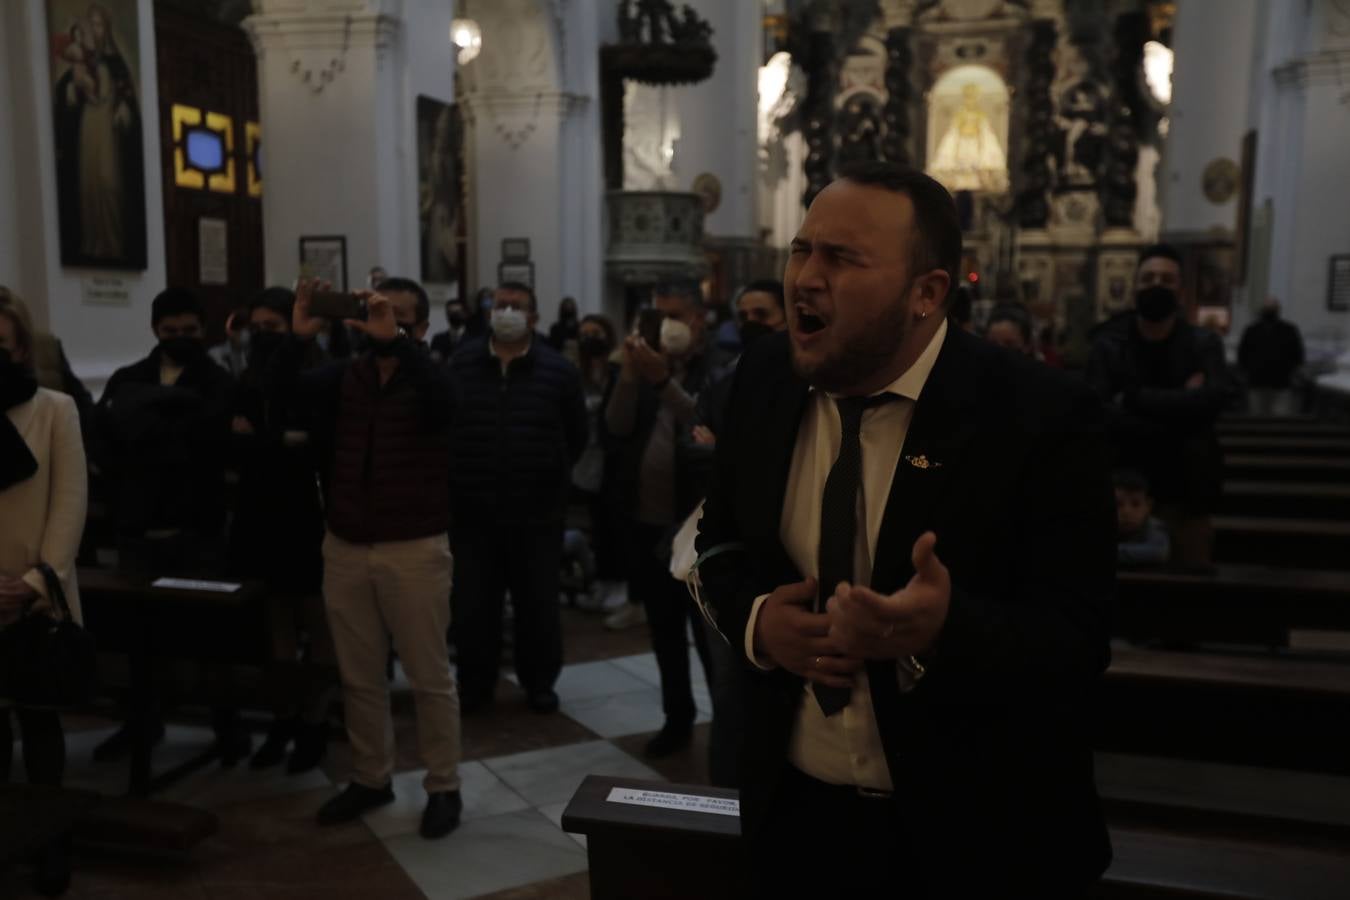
816, 317, 948, 404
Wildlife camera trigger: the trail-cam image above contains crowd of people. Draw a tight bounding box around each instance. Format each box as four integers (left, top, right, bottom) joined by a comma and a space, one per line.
0, 164, 1312, 893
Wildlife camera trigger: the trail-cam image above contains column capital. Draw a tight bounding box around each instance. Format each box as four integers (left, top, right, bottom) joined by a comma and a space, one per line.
242, 10, 400, 56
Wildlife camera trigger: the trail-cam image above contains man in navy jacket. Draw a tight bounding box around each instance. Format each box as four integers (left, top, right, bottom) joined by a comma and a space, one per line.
447, 282, 587, 715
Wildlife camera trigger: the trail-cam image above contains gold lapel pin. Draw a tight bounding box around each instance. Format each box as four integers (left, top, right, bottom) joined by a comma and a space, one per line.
905, 454, 942, 470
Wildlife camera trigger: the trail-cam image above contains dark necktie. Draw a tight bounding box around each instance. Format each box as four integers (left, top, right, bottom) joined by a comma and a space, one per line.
813, 393, 895, 717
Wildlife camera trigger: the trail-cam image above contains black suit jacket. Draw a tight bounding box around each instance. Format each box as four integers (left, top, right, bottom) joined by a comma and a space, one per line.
696, 327, 1115, 894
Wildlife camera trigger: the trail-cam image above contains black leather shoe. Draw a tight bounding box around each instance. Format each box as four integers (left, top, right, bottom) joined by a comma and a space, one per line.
316, 782, 394, 825
286, 722, 328, 774
250, 718, 295, 770
644, 723, 693, 758
527, 689, 560, 714
420, 790, 463, 839
218, 730, 254, 768
92, 721, 164, 763
33, 838, 70, 897
459, 692, 495, 716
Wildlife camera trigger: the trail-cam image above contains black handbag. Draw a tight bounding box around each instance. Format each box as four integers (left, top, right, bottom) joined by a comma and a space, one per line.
0, 563, 97, 708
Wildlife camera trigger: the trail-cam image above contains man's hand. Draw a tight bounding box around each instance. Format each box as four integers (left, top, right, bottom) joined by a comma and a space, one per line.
1185, 372, 1206, 390
754, 576, 862, 689
623, 335, 670, 385
346, 291, 398, 344
231, 415, 255, 436
0, 577, 38, 627
826, 531, 951, 659
292, 278, 329, 340
692, 425, 716, 447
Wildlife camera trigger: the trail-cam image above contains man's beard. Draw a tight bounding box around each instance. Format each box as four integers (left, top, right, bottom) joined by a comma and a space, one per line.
791, 281, 913, 394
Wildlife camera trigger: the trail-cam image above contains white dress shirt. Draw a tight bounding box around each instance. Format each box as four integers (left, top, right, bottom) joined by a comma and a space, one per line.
744, 318, 948, 790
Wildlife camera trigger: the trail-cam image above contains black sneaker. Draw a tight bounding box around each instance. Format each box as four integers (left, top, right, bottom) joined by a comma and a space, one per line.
644, 723, 693, 758
92, 720, 165, 763
217, 730, 254, 768
316, 782, 394, 826
527, 689, 560, 714
286, 722, 328, 774
420, 790, 463, 839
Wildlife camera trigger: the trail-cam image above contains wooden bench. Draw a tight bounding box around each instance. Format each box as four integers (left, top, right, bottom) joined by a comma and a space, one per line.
1099, 647, 1350, 774
1218, 417, 1349, 439
78, 567, 269, 795
1217, 480, 1350, 519
1212, 516, 1350, 570
1115, 564, 1350, 646
561, 775, 1350, 899
1221, 435, 1350, 456
562, 776, 744, 899
1222, 454, 1350, 484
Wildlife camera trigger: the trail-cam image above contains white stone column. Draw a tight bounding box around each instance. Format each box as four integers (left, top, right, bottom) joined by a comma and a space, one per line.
459, 0, 601, 317
1160, 0, 1261, 237
245, 0, 454, 290
1248, 0, 1350, 364
670, 0, 761, 240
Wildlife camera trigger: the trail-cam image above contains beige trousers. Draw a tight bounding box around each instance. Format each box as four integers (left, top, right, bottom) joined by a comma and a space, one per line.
322, 531, 461, 793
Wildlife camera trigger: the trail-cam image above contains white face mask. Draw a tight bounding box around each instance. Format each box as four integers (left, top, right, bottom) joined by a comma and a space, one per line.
490, 307, 530, 343
660, 317, 693, 356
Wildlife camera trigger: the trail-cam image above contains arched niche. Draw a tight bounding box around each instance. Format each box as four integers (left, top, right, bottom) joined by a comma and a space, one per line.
924, 64, 1010, 194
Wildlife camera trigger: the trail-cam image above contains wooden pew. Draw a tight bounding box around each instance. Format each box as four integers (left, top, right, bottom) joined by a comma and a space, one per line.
1098, 647, 1350, 775
1218, 417, 1349, 439
562, 776, 743, 900
561, 774, 1350, 899
78, 567, 269, 795
1212, 516, 1350, 570
1221, 435, 1350, 456
1222, 454, 1350, 484
1218, 480, 1350, 519
1114, 564, 1350, 646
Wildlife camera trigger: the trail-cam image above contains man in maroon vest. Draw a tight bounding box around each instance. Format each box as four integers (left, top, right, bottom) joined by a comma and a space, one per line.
271, 276, 461, 839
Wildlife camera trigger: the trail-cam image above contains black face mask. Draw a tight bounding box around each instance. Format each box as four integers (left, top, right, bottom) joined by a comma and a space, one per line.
1135, 286, 1179, 323
247, 330, 286, 362
159, 336, 206, 366
579, 336, 610, 358
738, 321, 775, 350
448, 313, 466, 328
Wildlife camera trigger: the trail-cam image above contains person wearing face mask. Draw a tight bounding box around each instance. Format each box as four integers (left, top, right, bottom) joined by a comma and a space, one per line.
266, 276, 464, 838
430, 298, 471, 363
92, 287, 244, 763
226, 287, 333, 773
0, 300, 88, 895
569, 314, 624, 610
601, 279, 735, 758
1087, 243, 1235, 568
1238, 297, 1305, 416
446, 282, 587, 717
548, 296, 581, 355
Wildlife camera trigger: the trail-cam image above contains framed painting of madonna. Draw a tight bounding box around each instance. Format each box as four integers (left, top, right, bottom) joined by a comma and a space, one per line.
46, 0, 148, 269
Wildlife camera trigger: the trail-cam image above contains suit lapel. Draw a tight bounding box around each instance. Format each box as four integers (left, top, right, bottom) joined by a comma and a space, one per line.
753, 366, 811, 541
867, 328, 984, 770
870, 327, 981, 594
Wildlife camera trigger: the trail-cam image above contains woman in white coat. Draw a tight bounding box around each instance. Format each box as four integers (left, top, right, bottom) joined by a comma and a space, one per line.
0, 294, 88, 787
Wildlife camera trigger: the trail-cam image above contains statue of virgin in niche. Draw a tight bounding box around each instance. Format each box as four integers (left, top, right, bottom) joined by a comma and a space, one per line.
929, 82, 1008, 193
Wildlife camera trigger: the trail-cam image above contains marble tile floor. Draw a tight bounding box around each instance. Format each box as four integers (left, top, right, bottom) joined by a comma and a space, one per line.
4, 650, 705, 899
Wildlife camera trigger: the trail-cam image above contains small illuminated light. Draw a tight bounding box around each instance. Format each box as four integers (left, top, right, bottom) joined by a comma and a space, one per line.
1143, 40, 1173, 105
450, 18, 482, 65
968, 272, 980, 283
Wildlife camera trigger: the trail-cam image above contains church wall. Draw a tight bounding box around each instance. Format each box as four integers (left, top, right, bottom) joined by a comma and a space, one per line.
5, 0, 169, 394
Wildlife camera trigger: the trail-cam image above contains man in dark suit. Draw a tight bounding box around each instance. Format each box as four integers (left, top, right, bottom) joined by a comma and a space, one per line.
696, 162, 1115, 897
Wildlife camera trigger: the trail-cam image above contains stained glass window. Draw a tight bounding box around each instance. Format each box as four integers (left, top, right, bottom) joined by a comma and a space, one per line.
171, 104, 236, 194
